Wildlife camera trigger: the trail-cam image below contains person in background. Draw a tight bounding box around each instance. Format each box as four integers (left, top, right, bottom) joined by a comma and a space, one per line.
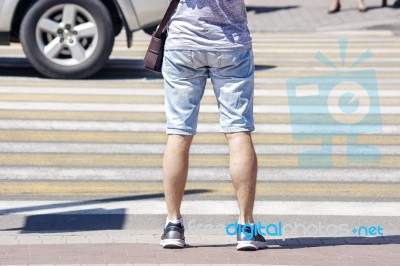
328, 0, 388, 13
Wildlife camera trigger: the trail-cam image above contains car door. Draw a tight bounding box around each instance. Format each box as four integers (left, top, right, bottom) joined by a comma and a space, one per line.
130, 0, 169, 28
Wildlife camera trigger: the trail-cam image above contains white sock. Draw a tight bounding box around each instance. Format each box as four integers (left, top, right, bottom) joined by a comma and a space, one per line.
165, 216, 184, 228
241, 222, 255, 226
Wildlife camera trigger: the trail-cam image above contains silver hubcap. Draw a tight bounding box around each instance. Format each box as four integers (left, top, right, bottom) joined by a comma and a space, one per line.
35, 4, 99, 66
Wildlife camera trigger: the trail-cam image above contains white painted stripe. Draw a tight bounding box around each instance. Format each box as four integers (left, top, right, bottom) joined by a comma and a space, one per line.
0, 120, 395, 134
265, 67, 400, 72
255, 43, 400, 48
0, 102, 170, 112
253, 57, 400, 63
0, 200, 399, 216
255, 78, 400, 84
0, 167, 398, 182
252, 49, 400, 53
0, 87, 168, 96
110, 46, 400, 53
0, 143, 398, 155
0, 77, 399, 85
313, 30, 395, 36
1, 87, 400, 97
107, 46, 400, 53
4, 52, 400, 62
5, 42, 398, 50
0, 103, 398, 114
139, 31, 395, 38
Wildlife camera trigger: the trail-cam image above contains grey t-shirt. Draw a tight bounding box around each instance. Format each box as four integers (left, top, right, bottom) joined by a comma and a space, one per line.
164, 0, 252, 51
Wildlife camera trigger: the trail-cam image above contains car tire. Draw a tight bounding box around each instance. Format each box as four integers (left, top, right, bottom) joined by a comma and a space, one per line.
20, 0, 114, 79
143, 25, 158, 36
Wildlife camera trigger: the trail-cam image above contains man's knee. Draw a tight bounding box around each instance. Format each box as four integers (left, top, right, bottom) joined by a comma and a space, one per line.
225, 131, 252, 142
168, 134, 194, 145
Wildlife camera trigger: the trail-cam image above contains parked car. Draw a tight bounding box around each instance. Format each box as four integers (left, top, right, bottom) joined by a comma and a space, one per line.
0, 0, 168, 79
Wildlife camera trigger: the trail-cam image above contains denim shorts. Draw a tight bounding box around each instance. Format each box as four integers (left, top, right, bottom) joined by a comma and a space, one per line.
162, 48, 255, 135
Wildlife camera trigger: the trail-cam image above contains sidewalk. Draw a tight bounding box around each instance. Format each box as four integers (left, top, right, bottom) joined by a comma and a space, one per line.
246, 0, 400, 33
0, 232, 399, 265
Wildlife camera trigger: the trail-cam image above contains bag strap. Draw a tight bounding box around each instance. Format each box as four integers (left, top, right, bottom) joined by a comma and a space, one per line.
154, 0, 179, 38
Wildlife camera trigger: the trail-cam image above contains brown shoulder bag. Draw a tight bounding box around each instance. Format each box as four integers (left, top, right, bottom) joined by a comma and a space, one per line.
143, 0, 179, 73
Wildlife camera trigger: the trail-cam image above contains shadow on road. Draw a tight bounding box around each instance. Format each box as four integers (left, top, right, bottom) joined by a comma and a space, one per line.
246, 5, 298, 14
0, 57, 275, 80
0, 189, 211, 233
0, 57, 162, 80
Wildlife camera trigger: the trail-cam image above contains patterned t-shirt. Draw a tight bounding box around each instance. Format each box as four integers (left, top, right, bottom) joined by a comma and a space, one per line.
164, 0, 252, 51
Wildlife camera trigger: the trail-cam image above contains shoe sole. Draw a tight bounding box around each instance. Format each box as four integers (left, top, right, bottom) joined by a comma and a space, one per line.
237, 241, 268, 251
160, 239, 186, 249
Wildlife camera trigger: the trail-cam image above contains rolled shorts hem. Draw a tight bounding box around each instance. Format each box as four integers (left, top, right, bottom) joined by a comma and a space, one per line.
221, 126, 255, 133
166, 129, 197, 136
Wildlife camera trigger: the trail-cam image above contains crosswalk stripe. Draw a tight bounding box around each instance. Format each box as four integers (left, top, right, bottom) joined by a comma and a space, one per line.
3, 50, 400, 62
0, 111, 398, 125
0, 79, 399, 88
0, 154, 398, 168
0, 200, 398, 216
0, 167, 398, 182
1, 143, 399, 155
0, 103, 399, 115
1, 182, 399, 197
0, 131, 399, 145
253, 72, 399, 79
0, 94, 397, 105
2, 87, 400, 96
0, 120, 397, 134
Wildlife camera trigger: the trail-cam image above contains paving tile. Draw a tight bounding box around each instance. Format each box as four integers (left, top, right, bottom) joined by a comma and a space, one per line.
0, 237, 18, 245
26, 265, 55, 266
53, 265, 81, 266
64, 236, 91, 244
17, 237, 42, 245
0, 233, 399, 265
238, 264, 265, 266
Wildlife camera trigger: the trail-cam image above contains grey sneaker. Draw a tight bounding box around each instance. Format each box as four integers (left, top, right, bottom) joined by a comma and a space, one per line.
237, 224, 268, 251
160, 222, 186, 248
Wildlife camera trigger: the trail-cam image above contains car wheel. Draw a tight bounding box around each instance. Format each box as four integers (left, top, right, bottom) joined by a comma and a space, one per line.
143, 25, 158, 36
20, 0, 114, 79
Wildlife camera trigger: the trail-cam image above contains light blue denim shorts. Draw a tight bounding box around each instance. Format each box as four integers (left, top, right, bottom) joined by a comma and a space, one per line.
162, 48, 255, 135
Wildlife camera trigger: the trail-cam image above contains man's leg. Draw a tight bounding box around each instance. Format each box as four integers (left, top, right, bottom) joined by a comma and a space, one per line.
226, 132, 267, 251
161, 50, 207, 248
209, 48, 265, 250
225, 132, 257, 225
160, 134, 193, 248
163, 134, 194, 220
